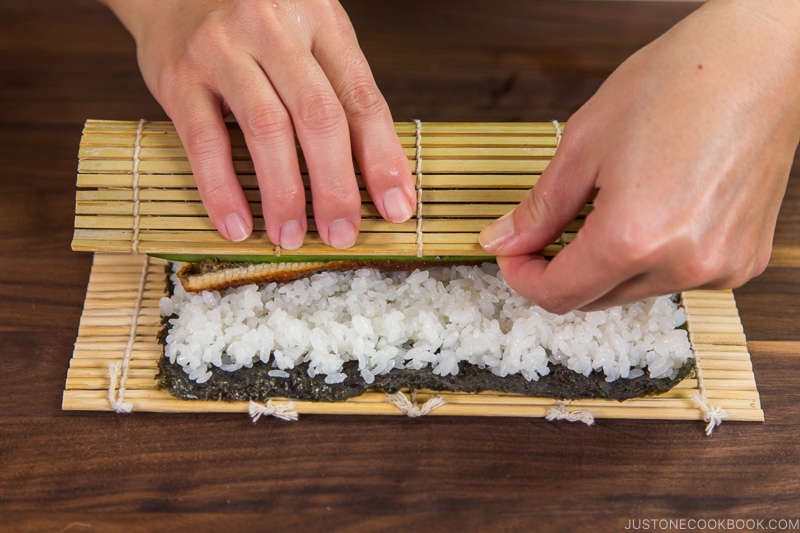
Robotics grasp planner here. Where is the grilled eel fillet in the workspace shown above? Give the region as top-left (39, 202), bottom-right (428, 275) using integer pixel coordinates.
top-left (176, 259), bottom-right (486, 292)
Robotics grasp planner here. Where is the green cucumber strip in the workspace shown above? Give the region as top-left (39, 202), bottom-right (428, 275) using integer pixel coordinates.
top-left (149, 253), bottom-right (495, 264)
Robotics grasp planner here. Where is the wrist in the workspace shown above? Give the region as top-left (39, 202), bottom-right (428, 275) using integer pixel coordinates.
top-left (96, 0), bottom-right (160, 39)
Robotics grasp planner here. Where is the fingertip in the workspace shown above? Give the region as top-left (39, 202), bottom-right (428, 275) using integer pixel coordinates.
top-left (222, 212), bottom-right (253, 242)
top-left (380, 186), bottom-right (415, 223)
top-left (355, 140), bottom-right (416, 225)
top-left (278, 219), bottom-right (306, 250)
top-left (479, 210), bottom-right (515, 253)
top-left (495, 253), bottom-right (548, 297)
top-left (327, 218), bottom-right (359, 249)
top-left (496, 253), bottom-right (573, 314)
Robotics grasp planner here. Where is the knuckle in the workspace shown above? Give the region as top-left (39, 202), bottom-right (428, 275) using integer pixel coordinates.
top-left (317, 178), bottom-right (360, 207)
top-left (182, 121), bottom-right (223, 161)
top-left (600, 224), bottom-right (655, 272)
top-left (243, 103), bottom-right (292, 141)
top-left (150, 70), bottom-right (189, 116)
top-left (310, 179), bottom-right (361, 218)
top-left (198, 177), bottom-right (231, 201)
top-left (222, 0), bottom-right (277, 31)
top-left (293, 90), bottom-right (345, 133)
top-left (724, 274), bottom-right (750, 291)
top-left (313, 0), bottom-right (349, 27)
top-left (229, 0), bottom-right (267, 19)
top-left (751, 251), bottom-right (771, 279)
top-left (318, 0), bottom-right (341, 13)
top-left (143, 36), bottom-right (204, 106)
top-left (723, 250), bottom-right (771, 289)
top-left (187, 14), bottom-right (231, 57)
top-left (185, 2), bottom-right (268, 62)
top-left (558, 112), bottom-right (591, 151)
top-left (682, 253), bottom-right (725, 287)
top-left (522, 187), bottom-right (557, 232)
top-left (341, 78), bottom-right (386, 121)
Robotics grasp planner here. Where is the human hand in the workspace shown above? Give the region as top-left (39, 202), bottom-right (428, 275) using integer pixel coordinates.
top-left (479, 0), bottom-right (800, 313)
top-left (100, 0), bottom-right (415, 249)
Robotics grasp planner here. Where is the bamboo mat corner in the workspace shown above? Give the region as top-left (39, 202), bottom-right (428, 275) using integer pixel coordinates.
top-left (63, 253), bottom-right (764, 424)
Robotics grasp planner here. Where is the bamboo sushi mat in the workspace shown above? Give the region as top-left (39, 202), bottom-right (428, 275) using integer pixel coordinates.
top-left (63, 253), bottom-right (765, 427)
top-left (72, 119), bottom-right (577, 258)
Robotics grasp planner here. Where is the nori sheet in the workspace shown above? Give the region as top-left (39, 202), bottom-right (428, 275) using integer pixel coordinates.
top-left (156, 263), bottom-right (695, 403)
top-left (156, 354), bottom-right (695, 403)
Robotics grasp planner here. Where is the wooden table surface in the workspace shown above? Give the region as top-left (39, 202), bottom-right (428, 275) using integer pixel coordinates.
top-left (1, 1), bottom-right (798, 531)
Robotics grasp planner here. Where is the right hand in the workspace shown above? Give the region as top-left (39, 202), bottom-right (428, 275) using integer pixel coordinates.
top-left (479, 0), bottom-right (800, 313)
top-left (102, 0), bottom-right (416, 249)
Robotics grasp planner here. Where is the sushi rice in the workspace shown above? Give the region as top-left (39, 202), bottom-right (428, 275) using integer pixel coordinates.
top-left (159, 263), bottom-right (693, 387)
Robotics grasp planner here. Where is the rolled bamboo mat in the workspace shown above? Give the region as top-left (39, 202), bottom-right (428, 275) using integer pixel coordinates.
top-left (72, 119), bottom-right (576, 258)
top-left (63, 253), bottom-right (764, 427)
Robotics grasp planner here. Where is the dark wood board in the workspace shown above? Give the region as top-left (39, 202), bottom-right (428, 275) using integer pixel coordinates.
top-left (1, 1), bottom-right (797, 531)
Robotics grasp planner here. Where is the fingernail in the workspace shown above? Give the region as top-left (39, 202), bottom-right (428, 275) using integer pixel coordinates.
top-left (478, 210), bottom-right (515, 252)
top-left (224, 213), bottom-right (250, 242)
top-left (328, 218), bottom-right (358, 249)
top-left (279, 220), bottom-right (304, 250)
top-left (382, 187), bottom-right (414, 223)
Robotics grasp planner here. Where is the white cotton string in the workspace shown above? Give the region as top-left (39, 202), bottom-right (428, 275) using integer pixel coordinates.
top-left (107, 362), bottom-right (128, 412)
top-left (248, 399), bottom-right (299, 422)
top-left (691, 351), bottom-right (728, 435)
top-left (691, 356), bottom-right (728, 437)
top-left (545, 401), bottom-right (595, 426)
top-left (413, 119), bottom-right (424, 258)
top-left (551, 120), bottom-right (566, 249)
top-left (385, 390), bottom-right (446, 418)
top-left (691, 393), bottom-right (728, 436)
top-left (131, 118), bottom-right (145, 255)
top-left (551, 119), bottom-right (562, 148)
top-left (107, 255), bottom-right (149, 413)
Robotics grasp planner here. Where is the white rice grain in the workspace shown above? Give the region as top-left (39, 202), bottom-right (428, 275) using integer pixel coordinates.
top-left (162, 264), bottom-right (693, 386)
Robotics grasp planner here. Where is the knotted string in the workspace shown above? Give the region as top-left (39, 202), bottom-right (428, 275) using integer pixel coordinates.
top-left (692, 384), bottom-right (728, 437)
top-left (545, 401), bottom-right (595, 426)
top-left (692, 392), bottom-right (728, 436)
top-left (691, 335), bottom-right (728, 435)
top-left (248, 399), bottom-right (299, 422)
top-left (385, 390), bottom-right (445, 417)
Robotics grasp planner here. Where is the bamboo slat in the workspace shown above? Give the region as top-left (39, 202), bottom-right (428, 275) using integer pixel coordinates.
top-left (72, 119), bottom-right (576, 258)
top-left (63, 253), bottom-right (764, 426)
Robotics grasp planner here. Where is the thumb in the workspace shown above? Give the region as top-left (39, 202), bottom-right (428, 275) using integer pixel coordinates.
top-left (478, 132), bottom-right (595, 256)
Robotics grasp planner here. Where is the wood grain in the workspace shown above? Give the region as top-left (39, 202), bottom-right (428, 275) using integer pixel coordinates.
top-left (1, 1), bottom-right (798, 531)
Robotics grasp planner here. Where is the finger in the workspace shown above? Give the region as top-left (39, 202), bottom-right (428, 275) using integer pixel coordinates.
top-left (217, 60), bottom-right (308, 250)
top-left (479, 125), bottom-right (595, 256)
top-left (312, 9), bottom-right (415, 224)
top-left (255, 41), bottom-right (361, 249)
top-left (497, 217), bottom-right (640, 314)
top-left (170, 88), bottom-right (253, 242)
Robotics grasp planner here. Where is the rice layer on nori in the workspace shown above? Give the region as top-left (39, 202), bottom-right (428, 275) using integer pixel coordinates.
top-left (156, 262), bottom-right (695, 402)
